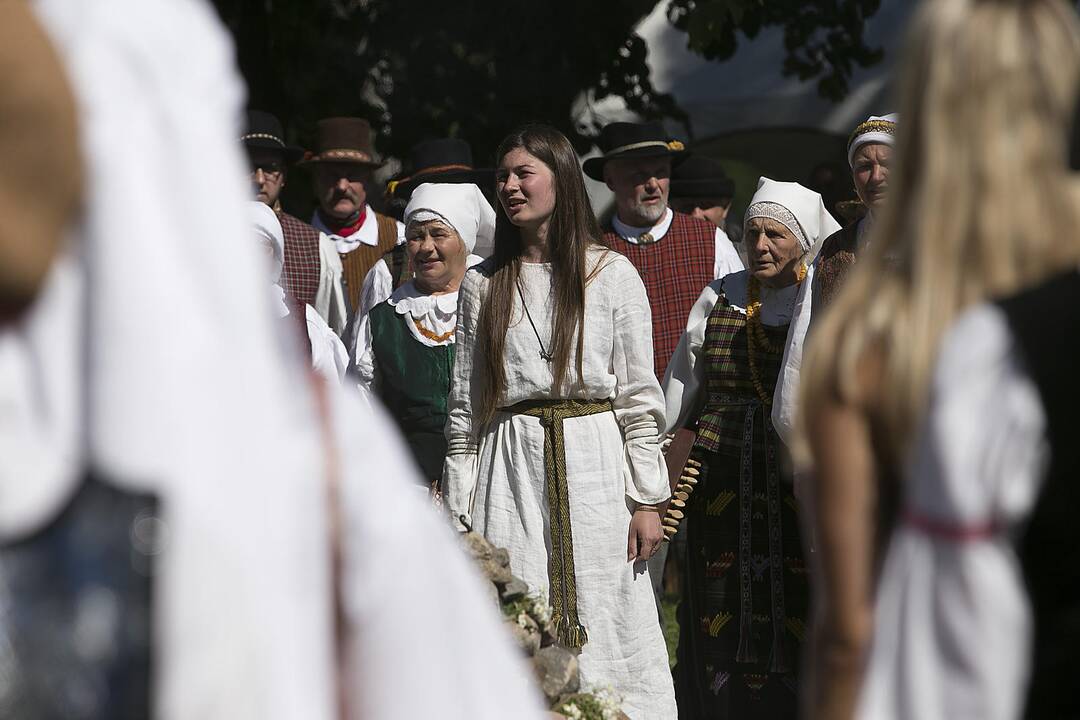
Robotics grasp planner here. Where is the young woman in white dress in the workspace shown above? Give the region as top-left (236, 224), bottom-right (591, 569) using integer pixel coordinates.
top-left (443, 124), bottom-right (677, 719)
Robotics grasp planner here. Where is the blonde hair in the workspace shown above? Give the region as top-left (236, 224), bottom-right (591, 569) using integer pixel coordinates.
top-left (801, 0), bottom-right (1080, 467)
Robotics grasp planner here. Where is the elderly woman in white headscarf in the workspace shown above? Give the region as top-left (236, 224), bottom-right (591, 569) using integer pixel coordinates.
top-left (353, 182), bottom-right (495, 490)
top-left (662, 177), bottom-right (840, 720)
top-left (251, 201), bottom-right (349, 384)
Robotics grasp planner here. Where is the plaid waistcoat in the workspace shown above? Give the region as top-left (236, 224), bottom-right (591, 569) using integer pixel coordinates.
top-left (277, 211), bottom-right (321, 308)
top-left (695, 298), bottom-right (787, 454)
top-left (602, 211), bottom-right (715, 380)
top-left (340, 213), bottom-right (399, 316)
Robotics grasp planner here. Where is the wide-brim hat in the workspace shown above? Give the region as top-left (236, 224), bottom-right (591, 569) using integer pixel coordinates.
top-left (389, 138), bottom-right (492, 199)
top-left (669, 153), bottom-right (735, 199)
top-left (299, 117), bottom-right (385, 168)
top-left (583, 121), bottom-right (687, 181)
top-left (241, 110), bottom-right (305, 164)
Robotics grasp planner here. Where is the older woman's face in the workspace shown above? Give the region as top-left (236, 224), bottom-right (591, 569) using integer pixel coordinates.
top-left (406, 219), bottom-right (468, 294)
top-left (851, 143), bottom-right (892, 211)
top-left (744, 217), bottom-right (804, 287)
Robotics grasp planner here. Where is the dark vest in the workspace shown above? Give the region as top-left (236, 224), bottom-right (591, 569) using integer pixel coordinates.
top-left (811, 221), bottom-right (860, 320)
top-left (997, 270), bottom-right (1080, 719)
top-left (339, 213), bottom-right (399, 317)
top-left (602, 211), bottom-right (715, 381)
top-left (369, 301), bottom-right (455, 485)
top-left (276, 211), bottom-right (322, 308)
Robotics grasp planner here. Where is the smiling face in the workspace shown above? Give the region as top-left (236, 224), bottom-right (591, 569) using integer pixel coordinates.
top-left (851, 142), bottom-right (892, 212)
top-left (406, 218), bottom-right (468, 294)
top-left (495, 147), bottom-right (557, 230)
top-left (603, 156), bottom-right (671, 227)
top-left (312, 162), bottom-right (372, 221)
top-left (744, 216), bottom-right (805, 287)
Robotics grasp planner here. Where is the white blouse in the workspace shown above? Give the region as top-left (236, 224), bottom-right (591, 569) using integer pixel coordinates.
top-left (353, 280), bottom-right (459, 392)
top-left (857, 304), bottom-right (1047, 720)
top-left (662, 270), bottom-right (801, 433)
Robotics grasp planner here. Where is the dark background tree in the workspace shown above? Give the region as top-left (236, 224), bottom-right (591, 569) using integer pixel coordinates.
top-left (212, 0), bottom-right (883, 165)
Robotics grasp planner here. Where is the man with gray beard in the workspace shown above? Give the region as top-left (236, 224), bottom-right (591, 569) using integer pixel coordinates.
top-left (587, 122), bottom-right (743, 382)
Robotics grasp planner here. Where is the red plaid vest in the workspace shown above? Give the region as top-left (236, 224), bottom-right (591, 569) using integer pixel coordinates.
top-left (276, 211), bottom-right (321, 308)
top-left (602, 211), bottom-right (715, 380)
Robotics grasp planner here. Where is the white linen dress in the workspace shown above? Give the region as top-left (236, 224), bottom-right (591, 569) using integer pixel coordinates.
top-left (856, 304), bottom-right (1047, 720)
top-left (444, 248), bottom-right (678, 720)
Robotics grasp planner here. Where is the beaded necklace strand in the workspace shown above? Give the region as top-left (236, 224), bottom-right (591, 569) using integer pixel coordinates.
top-left (745, 262), bottom-right (807, 405)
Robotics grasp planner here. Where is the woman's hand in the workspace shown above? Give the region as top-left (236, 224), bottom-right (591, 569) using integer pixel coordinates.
top-left (627, 507), bottom-right (664, 562)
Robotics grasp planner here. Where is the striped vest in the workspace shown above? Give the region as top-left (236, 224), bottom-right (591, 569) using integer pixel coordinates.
top-left (602, 211), bottom-right (715, 380)
top-left (339, 213), bottom-right (400, 316)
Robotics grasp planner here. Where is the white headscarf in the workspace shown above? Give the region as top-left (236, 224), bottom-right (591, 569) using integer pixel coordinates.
top-left (744, 177), bottom-right (840, 260)
top-left (404, 182), bottom-right (496, 257)
top-left (847, 113), bottom-right (898, 168)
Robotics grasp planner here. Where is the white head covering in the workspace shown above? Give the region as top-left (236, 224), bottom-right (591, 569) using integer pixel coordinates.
top-left (847, 113), bottom-right (898, 168)
top-left (743, 177), bottom-right (840, 259)
top-left (404, 182), bottom-right (496, 257)
top-left (250, 201), bottom-right (285, 282)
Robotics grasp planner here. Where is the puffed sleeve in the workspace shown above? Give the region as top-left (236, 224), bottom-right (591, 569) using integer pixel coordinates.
top-left (442, 269), bottom-right (484, 529)
top-left (606, 256), bottom-right (671, 506)
top-left (662, 279), bottom-right (721, 434)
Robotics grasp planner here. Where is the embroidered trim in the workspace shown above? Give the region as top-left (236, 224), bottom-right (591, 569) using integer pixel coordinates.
top-left (241, 132), bottom-right (286, 147)
top-left (744, 202), bottom-right (808, 251)
top-left (847, 119), bottom-right (897, 149)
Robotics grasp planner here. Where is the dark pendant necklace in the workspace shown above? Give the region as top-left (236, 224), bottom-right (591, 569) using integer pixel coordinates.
top-left (516, 278), bottom-right (553, 362)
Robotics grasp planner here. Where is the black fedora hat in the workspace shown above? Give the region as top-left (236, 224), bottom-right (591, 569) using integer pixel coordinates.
top-left (241, 110), bottom-right (304, 164)
top-left (388, 138), bottom-right (493, 199)
top-left (582, 121), bottom-right (687, 181)
top-left (669, 154), bottom-right (735, 200)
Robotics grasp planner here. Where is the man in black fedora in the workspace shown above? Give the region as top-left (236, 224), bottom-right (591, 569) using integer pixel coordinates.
top-left (303, 117), bottom-right (404, 328)
top-left (243, 110), bottom-right (345, 331)
top-left (668, 153), bottom-right (744, 264)
top-left (350, 138), bottom-right (496, 328)
top-left (587, 122), bottom-right (743, 383)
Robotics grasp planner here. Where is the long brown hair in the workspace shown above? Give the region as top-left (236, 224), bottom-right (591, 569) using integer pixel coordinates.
top-left (474, 124), bottom-right (603, 423)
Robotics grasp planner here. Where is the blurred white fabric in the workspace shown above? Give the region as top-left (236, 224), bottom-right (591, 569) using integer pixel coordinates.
top-left (857, 304), bottom-right (1047, 720)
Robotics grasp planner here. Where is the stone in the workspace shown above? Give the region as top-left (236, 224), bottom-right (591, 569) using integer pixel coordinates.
top-left (492, 546), bottom-right (511, 569)
top-left (533, 645), bottom-right (580, 702)
top-left (500, 576), bottom-right (529, 603)
top-left (479, 556), bottom-right (513, 585)
top-left (461, 531), bottom-right (494, 562)
top-left (507, 613), bottom-right (542, 655)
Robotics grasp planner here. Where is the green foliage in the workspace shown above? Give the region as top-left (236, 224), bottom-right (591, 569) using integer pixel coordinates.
top-left (210, 0), bottom-right (882, 162)
top-left (667, 0), bottom-right (884, 100)
top-left (211, 0), bottom-right (685, 162)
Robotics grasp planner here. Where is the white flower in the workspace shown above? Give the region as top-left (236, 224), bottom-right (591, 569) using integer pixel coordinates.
top-left (528, 590), bottom-right (552, 625)
top-left (561, 703), bottom-right (583, 720)
top-left (516, 611), bottom-right (531, 630)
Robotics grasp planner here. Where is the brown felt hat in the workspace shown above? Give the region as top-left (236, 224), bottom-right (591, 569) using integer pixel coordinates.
top-left (299, 117), bottom-right (385, 168)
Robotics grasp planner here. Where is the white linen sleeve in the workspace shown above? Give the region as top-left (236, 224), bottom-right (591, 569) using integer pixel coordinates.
top-left (608, 257), bottom-right (671, 506)
top-left (663, 280), bottom-right (720, 434)
top-left (315, 231), bottom-right (348, 336)
top-left (771, 261), bottom-right (814, 448)
top-left (347, 261), bottom-right (393, 360)
top-left (443, 270), bottom-right (483, 530)
top-left (713, 226), bottom-right (744, 279)
top-left (351, 309), bottom-right (377, 393)
top-left (334, 389), bottom-right (547, 720)
top-left (305, 305), bottom-right (348, 385)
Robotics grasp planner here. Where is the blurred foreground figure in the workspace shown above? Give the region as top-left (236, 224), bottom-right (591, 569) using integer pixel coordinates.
top-left (0, 1), bottom-right (544, 718)
top-left (798, 0), bottom-right (1080, 718)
